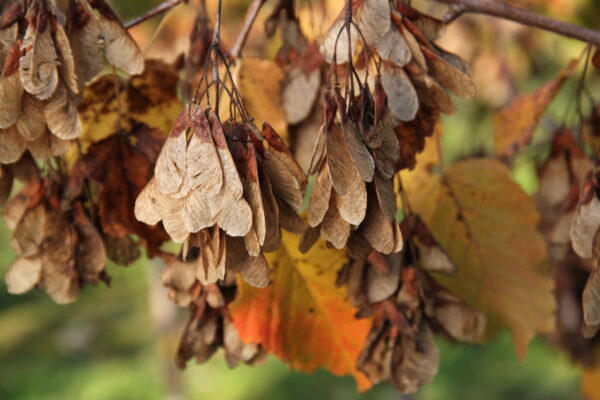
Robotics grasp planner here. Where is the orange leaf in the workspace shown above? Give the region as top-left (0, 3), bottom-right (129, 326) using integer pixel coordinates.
top-left (230, 231), bottom-right (372, 391)
top-left (582, 348), bottom-right (600, 400)
top-left (494, 60), bottom-right (577, 157)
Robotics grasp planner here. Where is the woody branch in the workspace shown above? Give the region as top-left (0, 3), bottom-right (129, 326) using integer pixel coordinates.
top-left (125, 0), bottom-right (187, 29)
top-left (435, 0), bottom-right (600, 48)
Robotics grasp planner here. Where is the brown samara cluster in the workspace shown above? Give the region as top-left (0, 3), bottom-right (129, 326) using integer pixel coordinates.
top-left (135, 105), bottom-right (307, 288)
top-left (338, 215), bottom-right (485, 393)
top-left (165, 271), bottom-right (267, 368)
top-left (0, 0), bottom-right (142, 163)
top-left (3, 158), bottom-right (106, 304)
top-left (303, 0), bottom-right (474, 256)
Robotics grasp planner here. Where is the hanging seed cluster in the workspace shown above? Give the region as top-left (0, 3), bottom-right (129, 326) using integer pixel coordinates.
top-left (0, 0), bottom-right (142, 164)
top-left (170, 275), bottom-right (267, 368)
top-left (4, 171), bottom-right (106, 304)
top-left (135, 105), bottom-right (307, 288)
top-left (339, 216), bottom-right (484, 392)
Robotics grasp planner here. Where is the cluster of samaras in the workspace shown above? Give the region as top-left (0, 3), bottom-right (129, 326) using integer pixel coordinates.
top-left (2, 160), bottom-right (106, 304)
top-left (135, 105), bottom-right (306, 288)
top-left (1, 0), bottom-right (142, 301)
top-left (303, 0), bottom-right (474, 256)
top-left (0, 0), bottom-right (142, 163)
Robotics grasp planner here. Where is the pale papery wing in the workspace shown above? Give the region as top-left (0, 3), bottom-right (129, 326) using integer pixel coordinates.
top-left (308, 161), bottom-right (333, 228)
top-left (0, 125), bottom-right (26, 164)
top-left (186, 108), bottom-right (223, 196)
top-left (0, 42), bottom-right (24, 129)
top-left (19, 6), bottom-right (59, 100)
top-left (16, 93), bottom-right (46, 141)
top-left (336, 174), bottom-right (367, 226)
top-left (155, 112), bottom-right (188, 196)
top-left (5, 256), bottom-right (42, 295)
top-left (381, 63), bottom-right (418, 122)
top-left (327, 123), bottom-right (359, 195)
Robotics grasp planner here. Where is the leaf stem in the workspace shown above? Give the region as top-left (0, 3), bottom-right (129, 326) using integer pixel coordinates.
top-left (124, 0), bottom-right (187, 30)
top-left (435, 0), bottom-right (600, 47)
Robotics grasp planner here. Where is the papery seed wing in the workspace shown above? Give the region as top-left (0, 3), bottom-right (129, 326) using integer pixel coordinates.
top-left (343, 123), bottom-right (375, 182)
top-left (327, 123), bottom-right (359, 195)
top-left (422, 47), bottom-right (475, 99)
top-left (19, 4), bottom-right (59, 100)
top-left (0, 126), bottom-right (26, 164)
top-left (16, 94), bottom-right (46, 141)
top-left (5, 256), bottom-right (42, 295)
top-left (67, 0), bottom-right (104, 84)
top-left (308, 161), bottom-right (333, 227)
top-left (262, 122), bottom-right (307, 212)
top-left (375, 27), bottom-right (411, 68)
top-left (336, 174), bottom-right (367, 226)
top-left (187, 107), bottom-right (222, 196)
top-left (356, 0), bottom-right (391, 45)
top-left (155, 112), bottom-right (188, 196)
top-left (44, 84), bottom-right (81, 139)
top-left (319, 18), bottom-right (358, 64)
top-left (381, 63), bottom-right (418, 122)
top-left (0, 41), bottom-right (23, 129)
top-left (89, 0), bottom-right (144, 75)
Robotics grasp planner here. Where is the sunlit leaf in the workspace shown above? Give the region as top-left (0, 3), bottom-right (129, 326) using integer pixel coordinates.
top-left (230, 231), bottom-right (373, 391)
top-left (403, 158), bottom-right (555, 358)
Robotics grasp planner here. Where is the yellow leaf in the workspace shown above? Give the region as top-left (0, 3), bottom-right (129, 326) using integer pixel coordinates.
top-left (230, 231), bottom-right (372, 391)
top-left (403, 158), bottom-right (555, 358)
top-left (398, 120), bottom-right (442, 219)
top-left (237, 57), bottom-right (288, 140)
top-left (494, 60), bottom-right (577, 157)
top-left (77, 59), bottom-right (182, 152)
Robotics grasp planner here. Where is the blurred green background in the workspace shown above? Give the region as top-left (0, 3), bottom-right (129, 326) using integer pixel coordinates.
top-left (2, 0), bottom-right (600, 399)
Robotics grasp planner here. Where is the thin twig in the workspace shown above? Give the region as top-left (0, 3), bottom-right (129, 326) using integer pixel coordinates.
top-left (124, 0), bottom-right (187, 30)
top-left (229, 0), bottom-right (267, 59)
top-left (212, 0), bottom-right (223, 115)
top-left (435, 0), bottom-right (600, 48)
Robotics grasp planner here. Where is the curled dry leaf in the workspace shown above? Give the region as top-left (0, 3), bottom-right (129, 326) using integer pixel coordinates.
top-left (66, 123), bottom-right (169, 262)
top-left (495, 60), bottom-right (578, 158)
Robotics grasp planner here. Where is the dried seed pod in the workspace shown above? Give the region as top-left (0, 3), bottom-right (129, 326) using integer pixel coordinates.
top-left (305, 117), bottom-right (402, 254)
top-left (4, 179), bottom-right (108, 304)
top-left (136, 106), bottom-right (306, 287)
top-left (0, 0), bottom-right (144, 164)
top-left (318, 0), bottom-right (475, 120)
top-left (336, 216), bottom-right (484, 393)
top-left (176, 282), bottom-right (267, 369)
